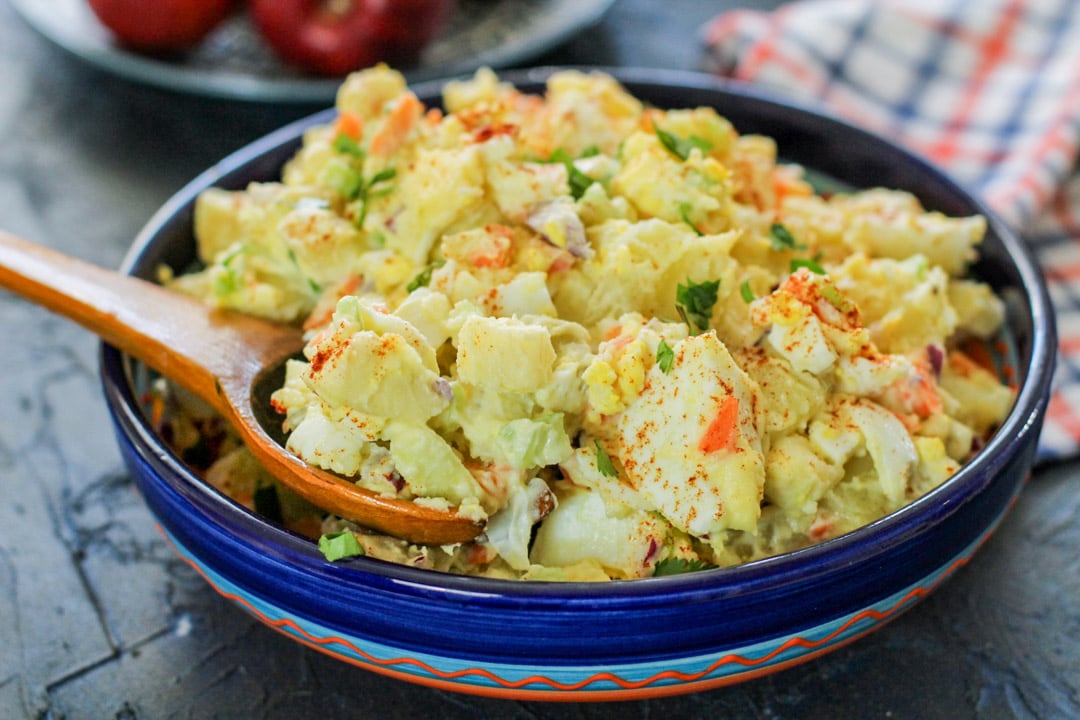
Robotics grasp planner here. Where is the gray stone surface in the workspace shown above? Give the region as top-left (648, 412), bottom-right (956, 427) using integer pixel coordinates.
top-left (0, 0), bottom-right (1077, 717)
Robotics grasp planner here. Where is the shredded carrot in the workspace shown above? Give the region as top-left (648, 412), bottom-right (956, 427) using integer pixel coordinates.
top-left (699, 395), bottom-right (739, 454)
top-left (334, 111), bottom-right (363, 141)
top-left (771, 166), bottom-right (813, 208)
top-left (949, 349), bottom-right (991, 379)
top-left (467, 236), bottom-right (511, 268)
top-left (808, 515), bottom-right (834, 541)
top-left (425, 107), bottom-right (444, 125)
top-left (370, 93), bottom-right (422, 156)
top-left (909, 358), bottom-right (943, 417)
top-left (466, 543), bottom-right (498, 566)
top-left (148, 393), bottom-right (166, 429)
top-left (469, 247), bottom-right (510, 268)
top-left (910, 386), bottom-right (942, 417)
top-left (604, 334), bottom-right (634, 353)
top-left (546, 251), bottom-right (575, 275)
top-left (637, 108), bottom-right (664, 132)
top-left (958, 338), bottom-right (996, 374)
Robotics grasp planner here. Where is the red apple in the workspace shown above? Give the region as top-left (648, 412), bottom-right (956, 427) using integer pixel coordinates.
top-left (248, 0), bottom-right (457, 77)
top-left (86, 0), bottom-right (236, 52)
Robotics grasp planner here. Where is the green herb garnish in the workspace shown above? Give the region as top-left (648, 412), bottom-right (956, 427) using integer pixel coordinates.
top-left (653, 557), bottom-right (716, 576)
top-left (220, 245), bottom-right (244, 267)
top-left (406, 263), bottom-right (439, 292)
top-left (567, 167), bottom-right (595, 200)
top-left (543, 147), bottom-right (597, 200)
top-left (739, 280), bottom-right (755, 303)
top-left (324, 162), bottom-right (364, 199)
top-left (678, 203), bottom-right (704, 236)
top-left (790, 257), bottom-right (827, 275)
top-left (656, 339), bottom-right (675, 374)
top-left (332, 133), bottom-right (365, 158)
top-left (323, 137), bottom-right (398, 228)
top-left (676, 277), bottom-right (721, 333)
top-left (594, 440), bottom-right (618, 477)
top-left (348, 166), bottom-right (397, 228)
top-left (285, 248), bottom-right (322, 294)
top-left (318, 531), bottom-right (365, 562)
top-left (368, 167), bottom-right (397, 186)
top-left (653, 121), bottom-right (713, 161)
top-left (768, 222), bottom-right (806, 251)
top-left (214, 251), bottom-right (244, 295)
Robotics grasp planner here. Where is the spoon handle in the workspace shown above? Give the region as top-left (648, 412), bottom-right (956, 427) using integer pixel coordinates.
top-left (0, 231), bottom-right (300, 417)
top-left (0, 231), bottom-right (485, 545)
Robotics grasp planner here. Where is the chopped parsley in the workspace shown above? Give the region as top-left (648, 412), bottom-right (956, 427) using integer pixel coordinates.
top-left (653, 557), bottom-right (716, 576)
top-left (790, 257), bottom-right (827, 275)
top-left (220, 245), bottom-right (244, 266)
top-left (594, 440), bottom-right (618, 477)
top-left (324, 162), bottom-right (365, 199)
top-left (406, 261), bottom-right (443, 292)
top-left (567, 166), bottom-right (595, 201)
top-left (318, 531), bottom-right (365, 562)
top-left (214, 267), bottom-right (241, 295)
top-left (739, 279), bottom-right (755, 303)
top-left (350, 166), bottom-right (397, 228)
top-left (287, 248), bottom-right (322, 294)
top-left (332, 133), bottom-right (365, 158)
top-left (324, 137), bottom-right (398, 227)
top-left (653, 121), bottom-right (713, 161)
top-left (543, 147), bottom-right (598, 200)
top-left (675, 277), bottom-right (721, 333)
top-left (768, 222), bottom-right (806, 251)
top-left (678, 203), bottom-right (704, 236)
top-left (368, 167), bottom-right (397, 187)
top-left (656, 339), bottom-right (675, 373)
top-left (213, 247), bottom-right (245, 295)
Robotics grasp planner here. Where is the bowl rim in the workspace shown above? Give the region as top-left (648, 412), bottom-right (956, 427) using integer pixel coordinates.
top-left (104, 66), bottom-right (1057, 605)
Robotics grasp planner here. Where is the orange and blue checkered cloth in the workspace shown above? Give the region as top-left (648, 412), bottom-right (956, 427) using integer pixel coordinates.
top-left (703, 0), bottom-right (1080, 462)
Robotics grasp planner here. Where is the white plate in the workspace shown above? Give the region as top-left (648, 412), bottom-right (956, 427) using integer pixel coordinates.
top-left (12, 0), bottom-right (615, 103)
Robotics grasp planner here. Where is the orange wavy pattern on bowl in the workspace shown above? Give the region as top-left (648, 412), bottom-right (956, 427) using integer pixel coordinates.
top-left (157, 520), bottom-right (1002, 701)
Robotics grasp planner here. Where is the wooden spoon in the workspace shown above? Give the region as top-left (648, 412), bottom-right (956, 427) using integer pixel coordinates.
top-left (0, 231), bottom-right (484, 545)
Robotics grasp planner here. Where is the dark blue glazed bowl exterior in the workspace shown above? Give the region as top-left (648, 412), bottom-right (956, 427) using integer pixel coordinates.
top-left (100, 68), bottom-right (1055, 700)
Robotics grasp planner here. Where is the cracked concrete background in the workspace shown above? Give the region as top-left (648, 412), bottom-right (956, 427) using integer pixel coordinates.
top-left (0, 0), bottom-right (1077, 718)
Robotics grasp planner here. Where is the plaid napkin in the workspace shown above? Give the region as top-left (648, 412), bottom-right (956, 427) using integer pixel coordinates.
top-left (703, 0), bottom-right (1080, 462)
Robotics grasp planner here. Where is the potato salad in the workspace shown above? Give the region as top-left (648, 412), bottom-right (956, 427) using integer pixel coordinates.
top-left (161, 66), bottom-right (1015, 581)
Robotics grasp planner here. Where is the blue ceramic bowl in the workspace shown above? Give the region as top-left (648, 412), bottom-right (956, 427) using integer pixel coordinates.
top-left (100, 68), bottom-right (1055, 700)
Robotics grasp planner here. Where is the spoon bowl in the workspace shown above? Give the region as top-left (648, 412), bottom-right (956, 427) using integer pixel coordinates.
top-left (0, 230), bottom-right (484, 545)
